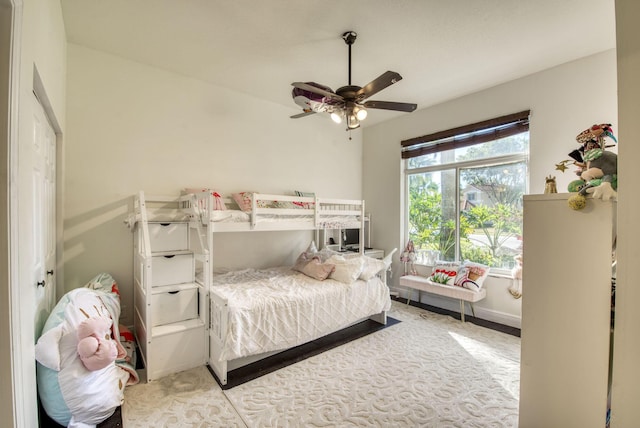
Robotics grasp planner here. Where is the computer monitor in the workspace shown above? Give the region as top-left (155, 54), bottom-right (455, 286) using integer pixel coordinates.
top-left (343, 228), bottom-right (360, 248)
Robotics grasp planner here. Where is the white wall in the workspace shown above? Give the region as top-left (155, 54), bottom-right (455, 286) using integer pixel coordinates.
top-left (611, 0), bottom-right (640, 424)
top-left (64, 44), bottom-right (365, 325)
top-left (0, 3), bottom-right (14, 425)
top-left (363, 49), bottom-right (618, 327)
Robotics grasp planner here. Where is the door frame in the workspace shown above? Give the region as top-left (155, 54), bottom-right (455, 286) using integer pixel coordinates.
top-left (2, 0), bottom-right (23, 426)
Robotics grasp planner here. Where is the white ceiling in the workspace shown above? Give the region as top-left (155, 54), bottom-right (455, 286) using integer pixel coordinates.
top-left (60, 0), bottom-right (616, 127)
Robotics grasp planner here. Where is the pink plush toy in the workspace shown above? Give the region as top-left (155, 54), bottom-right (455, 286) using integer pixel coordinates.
top-left (76, 317), bottom-right (118, 371)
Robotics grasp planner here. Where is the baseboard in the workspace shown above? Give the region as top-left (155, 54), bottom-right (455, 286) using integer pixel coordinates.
top-left (391, 296), bottom-right (520, 337)
top-left (393, 286), bottom-right (521, 330)
top-left (473, 306), bottom-right (521, 329)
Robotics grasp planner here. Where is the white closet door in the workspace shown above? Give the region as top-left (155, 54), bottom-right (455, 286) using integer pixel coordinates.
top-left (14, 92), bottom-right (58, 428)
top-left (43, 98), bottom-right (56, 312)
top-left (29, 92), bottom-right (56, 334)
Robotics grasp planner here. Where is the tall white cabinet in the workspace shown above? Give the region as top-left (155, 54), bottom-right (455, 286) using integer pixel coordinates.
top-left (519, 194), bottom-right (615, 427)
top-left (132, 192), bottom-right (208, 382)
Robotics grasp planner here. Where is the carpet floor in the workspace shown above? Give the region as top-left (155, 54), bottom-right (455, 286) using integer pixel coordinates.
top-left (122, 301), bottom-right (520, 427)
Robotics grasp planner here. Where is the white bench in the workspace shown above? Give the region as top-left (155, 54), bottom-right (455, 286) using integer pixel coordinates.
top-left (399, 275), bottom-right (487, 322)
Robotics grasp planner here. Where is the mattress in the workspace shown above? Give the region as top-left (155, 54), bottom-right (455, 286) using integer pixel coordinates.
top-left (211, 266), bottom-right (391, 360)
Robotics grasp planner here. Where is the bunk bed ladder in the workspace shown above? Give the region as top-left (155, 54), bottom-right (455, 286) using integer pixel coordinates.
top-left (133, 191), bottom-right (153, 373)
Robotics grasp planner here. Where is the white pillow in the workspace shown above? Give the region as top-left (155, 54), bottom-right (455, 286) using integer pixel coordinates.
top-left (327, 254), bottom-right (365, 284)
top-left (306, 240), bottom-right (318, 253)
top-left (456, 261), bottom-right (490, 292)
top-left (429, 262), bottom-right (461, 286)
top-left (361, 248), bottom-right (397, 280)
top-left (359, 256), bottom-right (387, 280)
top-left (316, 247), bottom-right (339, 262)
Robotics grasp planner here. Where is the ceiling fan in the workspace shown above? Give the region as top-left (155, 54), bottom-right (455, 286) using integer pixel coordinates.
top-left (290, 31), bottom-right (417, 130)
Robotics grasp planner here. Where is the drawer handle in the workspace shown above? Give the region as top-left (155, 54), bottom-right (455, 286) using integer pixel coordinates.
top-left (168, 290), bottom-right (180, 294)
top-left (160, 223), bottom-right (171, 226)
top-left (163, 255), bottom-right (175, 259)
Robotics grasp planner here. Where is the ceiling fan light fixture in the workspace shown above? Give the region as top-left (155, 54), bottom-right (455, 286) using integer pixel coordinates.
top-left (290, 30), bottom-right (417, 131)
top-left (346, 112), bottom-right (360, 129)
top-left (355, 106), bottom-right (368, 121)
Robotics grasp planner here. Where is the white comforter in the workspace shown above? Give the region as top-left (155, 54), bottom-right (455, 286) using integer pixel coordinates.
top-left (211, 266), bottom-right (391, 361)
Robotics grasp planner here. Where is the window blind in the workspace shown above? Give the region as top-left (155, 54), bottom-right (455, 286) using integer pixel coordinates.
top-left (401, 110), bottom-right (530, 159)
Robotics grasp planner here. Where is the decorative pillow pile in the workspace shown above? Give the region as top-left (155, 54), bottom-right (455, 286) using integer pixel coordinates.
top-left (455, 261), bottom-right (490, 292)
top-left (428, 262), bottom-right (461, 285)
top-left (326, 254), bottom-right (365, 284)
top-left (316, 247), bottom-right (395, 281)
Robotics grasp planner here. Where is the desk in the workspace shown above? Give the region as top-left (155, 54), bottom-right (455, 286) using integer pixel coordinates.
top-left (363, 248), bottom-right (384, 259)
top-left (332, 247), bottom-right (384, 259)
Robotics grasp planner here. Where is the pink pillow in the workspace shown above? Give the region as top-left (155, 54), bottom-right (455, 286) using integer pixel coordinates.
top-left (301, 258), bottom-right (336, 281)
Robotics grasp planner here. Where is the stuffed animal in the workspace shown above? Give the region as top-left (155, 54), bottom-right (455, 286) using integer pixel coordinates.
top-left (35, 274), bottom-right (137, 428)
top-left (575, 124), bottom-right (617, 193)
top-left (509, 254), bottom-right (523, 299)
top-left (544, 175), bottom-right (558, 194)
top-left (579, 149), bottom-right (617, 182)
top-left (400, 240), bottom-right (417, 275)
top-left (77, 317), bottom-right (119, 371)
top-left (557, 124), bottom-right (618, 210)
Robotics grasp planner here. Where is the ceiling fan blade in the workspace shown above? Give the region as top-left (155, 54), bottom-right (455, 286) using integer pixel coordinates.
top-left (290, 111), bottom-right (317, 119)
top-left (355, 71), bottom-right (403, 100)
top-left (363, 100), bottom-right (417, 112)
top-left (291, 82), bottom-right (344, 101)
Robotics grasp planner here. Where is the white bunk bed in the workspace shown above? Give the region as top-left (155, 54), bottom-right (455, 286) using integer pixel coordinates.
top-left (131, 192), bottom-right (210, 382)
top-left (181, 191), bottom-right (366, 232)
top-left (178, 190), bottom-right (392, 386)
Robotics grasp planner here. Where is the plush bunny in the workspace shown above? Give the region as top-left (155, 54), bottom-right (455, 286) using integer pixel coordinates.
top-left (509, 254), bottom-right (523, 299)
top-left (76, 317), bottom-right (118, 371)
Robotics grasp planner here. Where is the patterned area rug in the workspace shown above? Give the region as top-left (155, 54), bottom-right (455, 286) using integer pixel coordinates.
top-left (122, 301), bottom-right (520, 427)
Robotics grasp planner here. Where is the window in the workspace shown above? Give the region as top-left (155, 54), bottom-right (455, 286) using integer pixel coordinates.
top-left (402, 111), bottom-right (529, 272)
